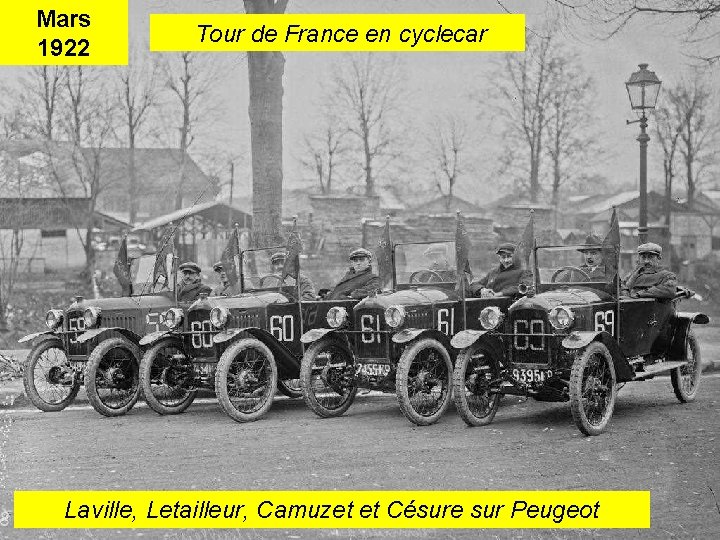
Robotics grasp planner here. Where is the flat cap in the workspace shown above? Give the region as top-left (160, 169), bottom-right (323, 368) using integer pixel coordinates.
top-left (349, 247), bottom-right (373, 260)
top-left (423, 244), bottom-right (447, 257)
top-left (637, 242), bottom-right (662, 257)
top-left (578, 234), bottom-right (603, 253)
top-left (212, 261), bottom-right (223, 271)
top-left (270, 252), bottom-right (286, 264)
top-left (495, 242), bottom-right (516, 255)
top-left (179, 261), bottom-right (201, 273)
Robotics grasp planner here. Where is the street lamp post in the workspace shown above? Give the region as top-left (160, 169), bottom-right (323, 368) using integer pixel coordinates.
top-left (625, 63), bottom-right (662, 245)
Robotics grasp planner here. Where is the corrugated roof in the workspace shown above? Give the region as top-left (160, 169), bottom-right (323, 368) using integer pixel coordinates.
top-left (133, 201), bottom-right (251, 232)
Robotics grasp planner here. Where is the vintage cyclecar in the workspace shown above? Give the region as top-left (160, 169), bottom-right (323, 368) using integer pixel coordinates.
top-left (300, 240), bottom-right (516, 426)
top-left (139, 245), bottom-right (357, 422)
top-left (451, 238), bottom-right (708, 435)
top-left (19, 252), bottom-right (176, 416)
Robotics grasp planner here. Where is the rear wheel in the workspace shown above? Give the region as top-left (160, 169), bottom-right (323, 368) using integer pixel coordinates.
top-left (570, 342), bottom-right (617, 436)
top-left (671, 331), bottom-right (701, 403)
top-left (23, 339), bottom-right (80, 412)
top-left (396, 339), bottom-right (453, 426)
top-left (277, 378), bottom-right (302, 399)
top-left (452, 343), bottom-right (501, 427)
top-left (84, 337), bottom-right (141, 417)
top-left (300, 338), bottom-right (357, 418)
top-left (215, 339), bottom-right (277, 422)
top-left (140, 340), bottom-right (198, 415)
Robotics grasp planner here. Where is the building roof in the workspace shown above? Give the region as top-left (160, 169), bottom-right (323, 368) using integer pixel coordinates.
top-left (410, 193), bottom-right (484, 215)
top-left (132, 201), bottom-right (251, 232)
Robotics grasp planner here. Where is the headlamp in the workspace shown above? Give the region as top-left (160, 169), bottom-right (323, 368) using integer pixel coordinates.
top-left (384, 305), bottom-right (406, 329)
top-left (479, 306), bottom-right (504, 330)
top-left (549, 306), bottom-right (575, 330)
top-left (45, 309), bottom-right (64, 330)
top-left (210, 306), bottom-right (229, 329)
top-left (83, 307), bottom-right (101, 328)
top-left (164, 308), bottom-right (184, 330)
top-left (326, 306), bottom-right (348, 328)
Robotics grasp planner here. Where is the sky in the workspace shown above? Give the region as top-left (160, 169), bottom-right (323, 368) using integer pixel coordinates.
top-left (1, 0), bottom-right (718, 205)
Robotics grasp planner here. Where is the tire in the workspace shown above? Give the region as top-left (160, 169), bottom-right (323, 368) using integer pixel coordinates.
top-left (671, 330), bottom-right (701, 403)
top-left (215, 338), bottom-right (277, 423)
top-left (300, 338), bottom-right (357, 418)
top-left (23, 339), bottom-right (80, 412)
top-left (570, 342), bottom-right (617, 436)
top-left (140, 340), bottom-right (198, 415)
top-left (452, 343), bottom-right (501, 427)
top-left (396, 338), bottom-right (453, 426)
top-left (84, 337), bottom-right (141, 417)
top-left (277, 378), bottom-right (303, 399)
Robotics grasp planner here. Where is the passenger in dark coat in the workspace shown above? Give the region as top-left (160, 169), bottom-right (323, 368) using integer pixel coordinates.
top-left (470, 243), bottom-right (530, 298)
top-left (211, 261), bottom-right (240, 297)
top-left (270, 252), bottom-right (317, 301)
top-left (577, 234), bottom-right (609, 280)
top-left (621, 243), bottom-right (678, 299)
top-left (177, 262), bottom-right (212, 302)
top-left (327, 248), bottom-right (381, 300)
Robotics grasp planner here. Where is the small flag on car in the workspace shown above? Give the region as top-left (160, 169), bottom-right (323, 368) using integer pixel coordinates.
top-left (375, 216), bottom-right (393, 290)
top-left (516, 210), bottom-right (535, 268)
top-left (113, 236), bottom-right (132, 296)
top-left (603, 207), bottom-right (620, 279)
top-left (455, 211), bottom-right (472, 290)
top-left (220, 227), bottom-right (240, 288)
top-left (281, 219), bottom-right (302, 284)
top-left (152, 226), bottom-right (175, 289)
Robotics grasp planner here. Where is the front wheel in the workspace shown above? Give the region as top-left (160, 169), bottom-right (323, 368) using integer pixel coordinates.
top-left (140, 340), bottom-right (198, 415)
top-left (84, 337), bottom-right (141, 417)
top-left (300, 338), bottom-right (357, 418)
top-left (215, 339), bottom-right (277, 423)
top-left (671, 331), bottom-right (701, 403)
top-left (569, 342), bottom-right (617, 436)
top-left (396, 339), bottom-right (453, 426)
top-left (23, 339), bottom-right (80, 412)
top-left (452, 343), bottom-right (501, 427)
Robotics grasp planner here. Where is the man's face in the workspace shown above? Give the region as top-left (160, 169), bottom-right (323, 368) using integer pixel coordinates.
top-left (583, 249), bottom-right (603, 267)
top-left (216, 269), bottom-right (228, 284)
top-left (350, 256), bottom-right (371, 273)
top-left (181, 270), bottom-right (199, 285)
top-left (638, 252), bottom-right (660, 270)
top-left (428, 252), bottom-right (448, 269)
top-left (271, 261), bottom-right (284, 274)
top-left (497, 251), bottom-right (514, 269)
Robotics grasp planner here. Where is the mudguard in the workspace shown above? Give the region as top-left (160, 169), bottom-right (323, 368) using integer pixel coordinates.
top-left (450, 329), bottom-right (490, 349)
top-left (213, 329), bottom-right (244, 344)
top-left (76, 327), bottom-right (141, 344)
top-left (669, 312), bottom-right (710, 361)
top-left (300, 327), bottom-right (337, 344)
top-left (18, 331), bottom-right (56, 344)
top-left (139, 330), bottom-right (175, 347)
top-left (562, 330), bottom-right (634, 382)
top-left (392, 328), bottom-right (426, 344)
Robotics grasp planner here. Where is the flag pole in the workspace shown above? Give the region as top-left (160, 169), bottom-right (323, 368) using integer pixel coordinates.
top-left (235, 222), bottom-right (243, 294)
top-left (457, 210), bottom-right (467, 331)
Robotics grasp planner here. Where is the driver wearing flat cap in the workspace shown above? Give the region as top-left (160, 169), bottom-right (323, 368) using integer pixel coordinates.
top-left (269, 251), bottom-right (317, 301)
top-left (470, 242), bottom-right (531, 298)
top-left (327, 247), bottom-right (381, 300)
top-left (621, 242), bottom-right (677, 299)
top-left (177, 261), bottom-right (212, 302)
top-left (211, 261), bottom-right (239, 297)
top-left (578, 234), bottom-right (607, 280)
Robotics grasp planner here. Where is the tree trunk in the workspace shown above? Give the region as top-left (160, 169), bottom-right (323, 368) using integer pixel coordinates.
top-left (363, 125), bottom-right (373, 196)
top-left (248, 51), bottom-right (285, 247)
top-left (686, 155), bottom-right (695, 210)
top-left (128, 145), bottom-right (137, 223)
top-left (529, 144), bottom-right (540, 203)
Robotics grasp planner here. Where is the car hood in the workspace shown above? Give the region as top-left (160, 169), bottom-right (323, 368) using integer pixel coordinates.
top-left (356, 288), bottom-right (456, 310)
top-left (510, 288), bottom-right (612, 314)
top-left (197, 291), bottom-right (290, 311)
top-left (66, 295), bottom-right (175, 313)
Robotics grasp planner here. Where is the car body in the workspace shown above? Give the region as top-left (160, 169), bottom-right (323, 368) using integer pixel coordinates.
top-left (19, 253), bottom-right (177, 416)
top-left (450, 242), bottom-right (709, 435)
top-left (138, 245), bottom-right (358, 422)
top-left (300, 241), bottom-right (516, 426)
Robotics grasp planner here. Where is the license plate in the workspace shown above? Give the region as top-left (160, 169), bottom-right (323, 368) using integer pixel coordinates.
top-left (69, 361), bottom-right (86, 373)
top-left (512, 368), bottom-right (553, 384)
top-left (358, 363), bottom-right (391, 378)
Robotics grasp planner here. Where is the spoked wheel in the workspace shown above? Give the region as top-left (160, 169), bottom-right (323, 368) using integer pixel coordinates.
top-left (452, 343), bottom-right (501, 427)
top-left (84, 337), bottom-right (142, 417)
top-left (215, 338), bottom-right (277, 422)
top-left (396, 339), bottom-right (453, 426)
top-left (277, 378), bottom-right (303, 399)
top-left (570, 342), bottom-right (617, 436)
top-left (671, 330), bottom-right (702, 403)
top-left (140, 340), bottom-right (198, 415)
top-left (23, 339), bottom-right (80, 412)
top-left (300, 338), bottom-right (357, 418)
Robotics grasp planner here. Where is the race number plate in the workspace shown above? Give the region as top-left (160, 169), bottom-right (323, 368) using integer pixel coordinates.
top-left (69, 361), bottom-right (86, 373)
top-left (358, 363), bottom-right (391, 378)
top-left (512, 368), bottom-right (553, 384)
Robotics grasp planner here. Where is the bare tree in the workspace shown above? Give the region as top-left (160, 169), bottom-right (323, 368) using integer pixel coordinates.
top-left (116, 51), bottom-right (158, 223)
top-left (244, 0), bottom-right (289, 247)
top-left (301, 121), bottom-right (347, 195)
top-left (428, 113), bottom-right (468, 204)
top-left (15, 67), bottom-right (65, 140)
top-left (326, 53), bottom-right (405, 197)
top-left (654, 104), bottom-right (683, 250)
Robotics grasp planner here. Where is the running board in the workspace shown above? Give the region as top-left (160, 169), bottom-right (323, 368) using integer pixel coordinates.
top-left (632, 361), bottom-right (687, 381)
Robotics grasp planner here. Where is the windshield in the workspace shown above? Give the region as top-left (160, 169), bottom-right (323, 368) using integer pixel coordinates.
top-left (131, 253), bottom-right (175, 296)
top-left (536, 245), bottom-right (617, 286)
top-left (395, 241), bottom-right (457, 285)
top-left (241, 246), bottom-right (288, 292)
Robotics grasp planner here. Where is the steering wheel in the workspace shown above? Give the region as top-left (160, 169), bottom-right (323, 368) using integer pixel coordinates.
top-left (258, 274), bottom-right (283, 287)
top-left (409, 270), bottom-right (445, 284)
top-left (551, 266), bottom-right (591, 283)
